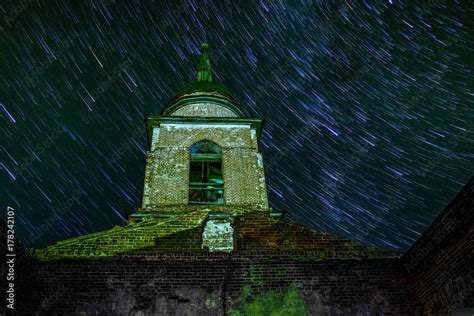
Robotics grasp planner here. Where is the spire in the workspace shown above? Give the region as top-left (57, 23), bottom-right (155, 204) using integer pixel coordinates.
top-left (196, 43), bottom-right (212, 82)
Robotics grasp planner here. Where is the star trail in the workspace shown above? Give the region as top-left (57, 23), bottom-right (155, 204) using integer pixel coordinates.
top-left (0, 0), bottom-right (472, 250)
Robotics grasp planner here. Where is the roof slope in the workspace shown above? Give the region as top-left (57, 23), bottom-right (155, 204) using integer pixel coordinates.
top-left (30, 208), bottom-right (399, 261)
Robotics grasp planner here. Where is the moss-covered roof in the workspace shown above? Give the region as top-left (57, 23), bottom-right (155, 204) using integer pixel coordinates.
top-left (30, 208), bottom-right (400, 261)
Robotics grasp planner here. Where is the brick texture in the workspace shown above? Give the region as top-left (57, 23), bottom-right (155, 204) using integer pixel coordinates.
top-left (142, 124), bottom-right (268, 210)
top-left (19, 255), bottom-right (413, 315)
top-left (403, 177), bottom-right (474, 315)
top-left (3, 180), bottom-right (472, 315)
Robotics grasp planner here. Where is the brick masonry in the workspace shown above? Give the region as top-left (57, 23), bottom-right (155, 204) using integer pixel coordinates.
top-left (20, 255), bottom-right (413, 315)
top-left (403, 177), bottom-right (474, 315)
top-left (4, 45), bottom-right (472, 315)
top-left (0, 177), bottom-right (468, 315)
top-left (142, 123), bottom-right (269, 210)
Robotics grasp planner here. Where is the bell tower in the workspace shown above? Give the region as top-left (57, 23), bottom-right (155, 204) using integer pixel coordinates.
top-left (138, 43), bottom-right (269, 218)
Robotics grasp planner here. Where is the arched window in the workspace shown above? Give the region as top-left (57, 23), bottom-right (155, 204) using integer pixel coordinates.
top-left (189, 140), bottom-right (224, 204)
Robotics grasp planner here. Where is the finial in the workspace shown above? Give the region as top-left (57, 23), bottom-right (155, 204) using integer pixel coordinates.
top-left (196, 43), bottom-right (212, 82)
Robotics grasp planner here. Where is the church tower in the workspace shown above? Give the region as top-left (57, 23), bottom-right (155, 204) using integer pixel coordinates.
top-left (31, 43), bottom-right (399, 259)
top-left (138, 43), bottom-right (270, 218)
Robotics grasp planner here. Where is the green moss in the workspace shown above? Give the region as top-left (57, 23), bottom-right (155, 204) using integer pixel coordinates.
top-left (249, 265), bottom-right (264, 288)
top-left (231, 265), bottom-right (308, 315)
top-left (30, 210), bottom-right (211, 260)
top-left (205, 298), bottom-right (217, 308)
top-left (241, 285), bottom-right (252, 301)
top-left (230, 283), bottom-right (309, 316)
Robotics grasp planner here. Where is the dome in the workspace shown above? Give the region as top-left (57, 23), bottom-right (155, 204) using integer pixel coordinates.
top-left (161, 43), bottom-right (245, 118)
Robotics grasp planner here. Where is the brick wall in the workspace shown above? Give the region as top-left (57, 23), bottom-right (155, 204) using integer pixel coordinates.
top-left (5, 179), bottom-right (472, 314)
top-left (403, 177), bottom-right (474, 315)
top-left (142, 123), bottom-right (268, 210)
top-left (20, 254), bottom-right (413, 315)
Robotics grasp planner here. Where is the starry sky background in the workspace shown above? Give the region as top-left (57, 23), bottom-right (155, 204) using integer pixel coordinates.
top-left (0, 0), bottom-right (472, 250)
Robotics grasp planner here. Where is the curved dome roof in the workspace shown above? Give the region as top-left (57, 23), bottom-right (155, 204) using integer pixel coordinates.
top-left (161, 43), bottom-right (245, 118)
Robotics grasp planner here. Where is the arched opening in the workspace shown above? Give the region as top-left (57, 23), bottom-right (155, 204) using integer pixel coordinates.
top-left (188, 140), bottom-right (224, 204)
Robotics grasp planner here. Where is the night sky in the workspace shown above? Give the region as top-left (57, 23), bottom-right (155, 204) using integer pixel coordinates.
top-left (1, 0), bottom-right (473, 250)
